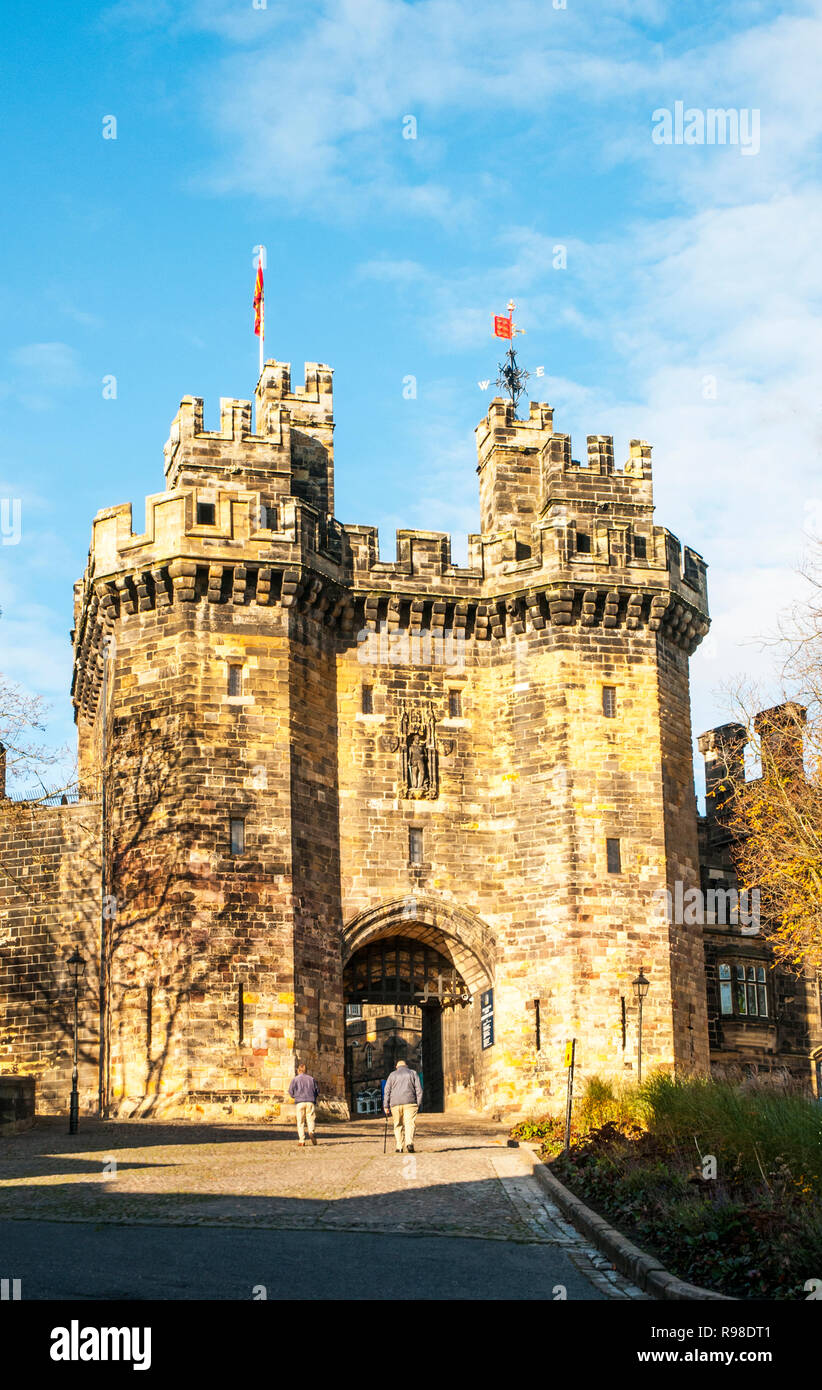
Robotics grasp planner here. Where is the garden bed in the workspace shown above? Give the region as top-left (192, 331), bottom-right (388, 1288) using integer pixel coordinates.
top-left (512, 1074), bottom-right (822, 1300)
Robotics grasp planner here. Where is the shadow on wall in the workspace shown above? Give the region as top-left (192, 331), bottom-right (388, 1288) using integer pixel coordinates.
top-left (0, 708), bottom-right (262, 1117)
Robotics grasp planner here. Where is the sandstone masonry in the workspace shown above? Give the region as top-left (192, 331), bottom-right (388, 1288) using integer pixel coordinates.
top-left (2, 361), bottom-right (715, 1118)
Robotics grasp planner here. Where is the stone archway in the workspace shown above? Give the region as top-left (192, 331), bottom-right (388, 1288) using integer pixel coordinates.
top-left (341, 896), bottom-right (496, 1114)
top-left (342, 895), bottom-right (495, 993)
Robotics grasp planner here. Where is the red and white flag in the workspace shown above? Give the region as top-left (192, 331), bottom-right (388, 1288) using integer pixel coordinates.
top-left (493, 313), bottom-right (512, 339)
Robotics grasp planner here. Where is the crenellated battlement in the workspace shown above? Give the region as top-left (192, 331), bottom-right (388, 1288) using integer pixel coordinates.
top-left (163, 360), bottom-right (335, 513)
top-left (475, 398), bottom-right (657, 545)
top-left (72, 368), bottom-right (710, 733)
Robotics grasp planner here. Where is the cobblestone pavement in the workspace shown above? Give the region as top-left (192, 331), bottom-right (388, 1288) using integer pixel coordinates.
top-left (0, 1115), bottom-right (647, 1299)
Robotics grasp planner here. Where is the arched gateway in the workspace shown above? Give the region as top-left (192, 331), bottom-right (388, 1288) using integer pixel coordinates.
top-left (341, 897), bottom-right (495, 1115)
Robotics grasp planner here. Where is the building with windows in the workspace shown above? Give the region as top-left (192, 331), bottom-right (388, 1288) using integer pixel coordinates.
top-left (697, 718), bottom-right (822, 1089)
top-left (4, 355), bottom-right (814, 1121)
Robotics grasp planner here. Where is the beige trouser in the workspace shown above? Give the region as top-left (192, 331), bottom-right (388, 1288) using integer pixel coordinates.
top-left (296, 1102), bottom-right (316, 1141)
top-left (392, 1104), bottom-right (418, 1150)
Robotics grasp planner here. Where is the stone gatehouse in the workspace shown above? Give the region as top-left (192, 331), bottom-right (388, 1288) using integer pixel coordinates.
top-left (1, 358), bottom-right (718, 1119)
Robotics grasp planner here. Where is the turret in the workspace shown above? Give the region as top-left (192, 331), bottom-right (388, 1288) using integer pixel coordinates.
top-left (163, 360), bottom-right (335, 514)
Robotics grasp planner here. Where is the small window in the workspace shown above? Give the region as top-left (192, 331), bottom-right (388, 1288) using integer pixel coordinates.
top-left (197, 501), bottom-right (216, 526)
top-left (718, 963), bottom-right (733, 1015)
top-left (361, 685), bottom-right (373, 714)
top-left (346, 1003), bottom-right (362, 1019)
top-left (634, 535), bottom-right (647, 560)
top-left (409, 827), bottom-right (423, 865)
top-left (606, 838), bottom-right (621, 874)
top-left (228, 664), bottom-right (243, 697)
top-left (365, 1043), bottom-right (374, 1069)
top-left (576, 531), bottom-right (592, 554)
top-left (735, 963), bottom-right (747, 1015)
top-left (602, 686), bottom-right (616, 718)
top-left (230, 817), bottom-right (245, 856)
top-left (757, 965), bottom-right (768, 1017)
top-left (260, 502), bottom-right (275, 530)
top-left (448, 689), bottom-right (462, 718)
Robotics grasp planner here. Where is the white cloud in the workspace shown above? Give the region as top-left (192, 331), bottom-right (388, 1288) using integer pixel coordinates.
top-left (2, 343), bottom-right (86, 409)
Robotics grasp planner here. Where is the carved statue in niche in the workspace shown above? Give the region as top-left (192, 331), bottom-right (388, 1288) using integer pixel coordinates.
top-left (379, 700), bottom-right (455, 799)
top-left (400, 702), bottom-right (438, 800)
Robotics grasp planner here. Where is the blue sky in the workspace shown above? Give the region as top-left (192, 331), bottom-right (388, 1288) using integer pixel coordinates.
top-left (2, 0), bottom-right (822, 794)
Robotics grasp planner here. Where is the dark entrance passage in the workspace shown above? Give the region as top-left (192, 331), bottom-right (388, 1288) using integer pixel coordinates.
top-left (343, 935), bottom-right (469, 1115)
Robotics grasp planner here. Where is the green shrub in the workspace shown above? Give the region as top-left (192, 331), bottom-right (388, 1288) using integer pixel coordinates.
top-left (519, 1071), bottom-right (822, 1299)
top-left (640, 1072), bottom-right (822, 1191)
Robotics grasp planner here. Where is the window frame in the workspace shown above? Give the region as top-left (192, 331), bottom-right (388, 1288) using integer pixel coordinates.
top-left (230, 817), bottom-right (246, 856)
top-left (718, 960), bottom-right (769, 1019)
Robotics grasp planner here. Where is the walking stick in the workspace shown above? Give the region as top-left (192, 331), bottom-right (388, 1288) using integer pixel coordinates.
top-left (383, 1108), bottom-right (388, 1154)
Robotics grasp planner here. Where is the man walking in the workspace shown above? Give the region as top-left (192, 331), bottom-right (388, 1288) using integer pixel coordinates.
top-left (383, 1058), bottom-right (422, 1154)
top-left (288, 1063), bottom-right (319, 1146)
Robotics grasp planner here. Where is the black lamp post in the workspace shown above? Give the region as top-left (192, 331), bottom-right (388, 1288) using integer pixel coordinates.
top-left (67, 947), bottom-right (86, 1134)
top-left (632, 965), bottom-right (650, 1083)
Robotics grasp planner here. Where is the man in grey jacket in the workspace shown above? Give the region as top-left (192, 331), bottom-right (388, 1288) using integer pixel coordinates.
top-left (288, 1063), bottom-right (319, 1146)
top-left (383, 1059), bottom-right (423, 1153)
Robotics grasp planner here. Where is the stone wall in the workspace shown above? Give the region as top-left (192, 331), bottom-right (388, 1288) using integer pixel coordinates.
top-left (0, 1074), bottom-right (36, 1133)
top-left (0, 800), bottom-right (100, 1113)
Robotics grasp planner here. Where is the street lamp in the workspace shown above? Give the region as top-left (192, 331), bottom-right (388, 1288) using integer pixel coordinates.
top-left (67, 947), bottom-right (86, 1134)
top-left (632, 965), bottom-right (650, 1083)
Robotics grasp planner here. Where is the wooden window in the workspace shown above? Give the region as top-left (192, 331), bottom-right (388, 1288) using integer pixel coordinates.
top-left (448, 689), bottom-right (462, 718)
top-left (409, 827), bottom-right (423, 865)
top-left (719, 961), bottom-right (768, 1017)
top-left (196, 501), bottom-right (216, 525)
top-left (606, 838), bottom-right (621, 874)
top-left (230, 817), bottom-right (245, 856)
top-left (228, 664), bottom-right (243, 697)
top-left (602, 686), bottom-right (616, 718)
top-left (361, 685), bottom-right (373, 714)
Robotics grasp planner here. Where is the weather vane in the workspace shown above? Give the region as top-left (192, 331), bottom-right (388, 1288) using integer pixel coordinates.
top-left (493, 299), bottom-right (529, 414)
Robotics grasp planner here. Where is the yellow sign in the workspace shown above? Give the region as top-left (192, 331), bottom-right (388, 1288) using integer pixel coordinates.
top-left (564, 1040), bottom-right (574, 1067)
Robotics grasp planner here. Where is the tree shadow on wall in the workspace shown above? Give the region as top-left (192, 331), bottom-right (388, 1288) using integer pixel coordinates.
top-left (0, 705), bottom-right (257, 1117)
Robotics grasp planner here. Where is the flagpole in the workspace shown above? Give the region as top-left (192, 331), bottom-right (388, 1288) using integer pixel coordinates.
top-left (259, 264), bottom-right (264, 379)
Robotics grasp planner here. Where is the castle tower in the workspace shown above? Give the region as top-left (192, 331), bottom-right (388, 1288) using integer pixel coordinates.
top-left (67, 371), bottom-right (711, 1119)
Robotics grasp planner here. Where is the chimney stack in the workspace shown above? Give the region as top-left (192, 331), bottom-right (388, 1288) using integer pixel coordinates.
top-left (697, 722), bottom-right (746, 818)
top-left (754, 702), bottom-right (807, 780)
